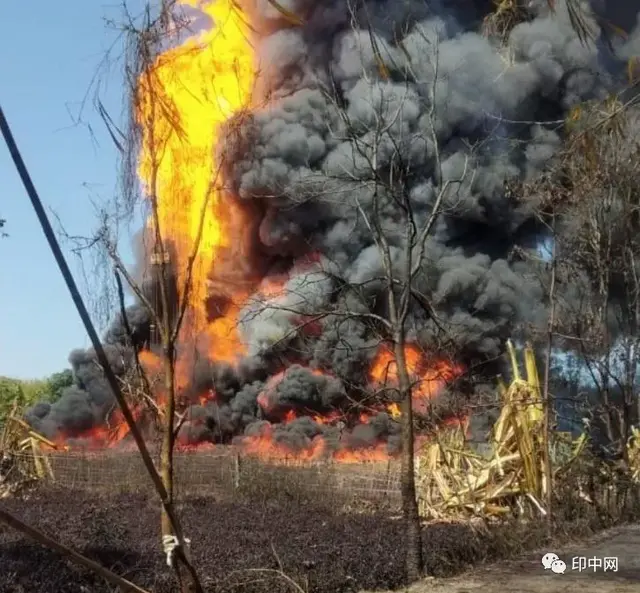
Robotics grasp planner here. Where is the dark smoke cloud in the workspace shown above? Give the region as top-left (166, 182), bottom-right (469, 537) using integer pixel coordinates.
top-left (27, 1), bottom-right (640, 453)
top-left (345, 412), bottom-right (401, 452)
top-left (103, 305), bottom-right (151, 346)
top-left (237, 411), bottom-right (401, 454)
top-left (26, 340), bottom-right (135, 439)
top-left (257, 365), bottom-right (347, 416)
top-left (220, 0), bottom-right (622, 369)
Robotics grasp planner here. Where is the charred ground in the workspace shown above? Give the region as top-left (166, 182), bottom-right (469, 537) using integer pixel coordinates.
top-left (0, 485), bottom-right (555, 593)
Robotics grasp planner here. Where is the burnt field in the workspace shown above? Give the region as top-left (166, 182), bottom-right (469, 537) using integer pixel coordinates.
top-left (0, 484), bottom-right (546, 593)
top-left (3, 450), bottom-right (634, 593)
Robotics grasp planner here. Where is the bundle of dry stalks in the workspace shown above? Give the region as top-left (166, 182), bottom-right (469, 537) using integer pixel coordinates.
top-left (482, 0), bottom-right (531, 40)
top-left (416, 341), bottom-right (587, 519)
top-left (627, 427), bottom-right (640, 483)
top-left (0, 401), bottom-right (57, 497)
top-left (482, 1), bottom-right (595, 45)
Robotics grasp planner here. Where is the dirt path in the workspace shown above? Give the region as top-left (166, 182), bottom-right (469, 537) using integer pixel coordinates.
top-left (384, 524), bottom-right (640, 593)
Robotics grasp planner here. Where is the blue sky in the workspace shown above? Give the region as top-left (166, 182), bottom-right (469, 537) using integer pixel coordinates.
top-left (0, 1), bottom-right (146, 379)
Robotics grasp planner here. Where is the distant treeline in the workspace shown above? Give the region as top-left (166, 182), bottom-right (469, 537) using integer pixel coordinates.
top-left (0, 370), bottom-right (73, 423)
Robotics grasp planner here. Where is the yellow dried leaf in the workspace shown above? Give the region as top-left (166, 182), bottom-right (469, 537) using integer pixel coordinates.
top-left (568, 105), bottom-right (582, 122)
top-left (265, 0), bottom-right (304, 26)
top-left (506, 340), bottom-right (521, 382)
top-left (377, 59), bottom-right (390, 80)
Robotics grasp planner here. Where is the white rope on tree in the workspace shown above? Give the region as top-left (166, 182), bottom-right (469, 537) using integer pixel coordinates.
top-left (162, 534), bottom-right (191, 568)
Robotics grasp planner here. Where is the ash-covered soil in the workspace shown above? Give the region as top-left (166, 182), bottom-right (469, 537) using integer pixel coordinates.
top-left (1, 487), bottom-right (518, 593)
top-left (383, 524), bottom-right (640, 593)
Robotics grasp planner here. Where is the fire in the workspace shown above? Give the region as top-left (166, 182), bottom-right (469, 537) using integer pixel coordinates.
top-left (199, 389), bottom-right (217, 406)
top-left (333, 444), bottom-right (392, 464)
top-left (278, 408), bottom-right (342, 426)
top-left (240, 429), bottom-right (328, 461)
top-left (237, 429), bottom-right (394, 464)
top-left (78, 0), bottom-right (257, 450)
top-left (258, 275), bottom-right (289, 299)
top-left (43, 405), bottom-right (144, 452)
top-left (136, 0), bottom-right (254, 357)
top-left (387, 403), bottom-right (401, 418)
top-left (39, 3), bottom-right (470, 464)
top-left (139, 349), bottom-right (163, 376)
top-left (312, 411), bottom-right (341, 425)
top-left (370, 344), bottom-right (464, 414)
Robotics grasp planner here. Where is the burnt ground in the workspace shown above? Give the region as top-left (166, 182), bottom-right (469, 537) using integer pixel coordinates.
top-left (387, 523), bottom-right (640, 593)
top-left (0, 486), bottom-right (638, 593)
top-left (0, 486), bottom-right (550, 593)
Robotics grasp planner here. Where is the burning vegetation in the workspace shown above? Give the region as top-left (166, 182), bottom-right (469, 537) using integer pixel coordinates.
top-left (22, 0), bottom-right (640, 468)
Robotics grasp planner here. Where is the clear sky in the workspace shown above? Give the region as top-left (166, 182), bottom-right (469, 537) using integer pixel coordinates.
top-left (0, 1), bottom-right (145, 379)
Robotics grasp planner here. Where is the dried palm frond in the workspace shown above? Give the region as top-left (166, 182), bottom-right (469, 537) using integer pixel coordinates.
top-left (627, 426), bottom-right (640, 483)
top-left (416, 341), bottom-right (583, 520)
top-left (482, 0), bottom-right (532, 41)
top-left (265, 0), bottom-right (304, 26)
top-left (0, 402), bottom-right (57, 497)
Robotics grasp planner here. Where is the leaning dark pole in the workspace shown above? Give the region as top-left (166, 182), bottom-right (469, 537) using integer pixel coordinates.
top-left (0, 508), bottom-right (151, 593)
top-left (0, 104), bottom-right (203, 593)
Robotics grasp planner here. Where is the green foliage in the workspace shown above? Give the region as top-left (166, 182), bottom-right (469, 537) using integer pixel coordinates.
top-left (0, 369), bottom-right (73, 424)
top-left (44, 369), bottom-right (74, 400)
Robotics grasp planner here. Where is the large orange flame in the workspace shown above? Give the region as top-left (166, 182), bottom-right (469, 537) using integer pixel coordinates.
top-left (44, 3), bottom-right (470, 463)
top-left (136, 0), bottom-right (254, 357)
top-left (51, 1), bottom-right (257, 451)
top-left (370, 344), bottom-right (464, 414)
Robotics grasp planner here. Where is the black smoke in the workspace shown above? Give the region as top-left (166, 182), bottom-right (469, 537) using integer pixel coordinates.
top-left (26, 0), bottom-right (640, 455)
top-left (25, 309), bottom-right (144, 441)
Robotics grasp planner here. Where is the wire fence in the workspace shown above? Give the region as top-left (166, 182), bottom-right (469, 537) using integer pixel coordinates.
top-left (18, 447), bottom-right (404, 507)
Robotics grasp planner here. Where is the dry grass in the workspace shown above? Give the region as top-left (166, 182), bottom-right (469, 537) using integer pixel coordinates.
top-left (482, 0), bottom-right (531, 40)
top-left (0, 401), bottom-right (58, 496)
top-left (416, 342), bottom-right (587, 519)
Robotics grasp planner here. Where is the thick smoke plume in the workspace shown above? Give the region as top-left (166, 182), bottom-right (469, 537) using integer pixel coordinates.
top-left (27, 0), bottom-right (640, 455)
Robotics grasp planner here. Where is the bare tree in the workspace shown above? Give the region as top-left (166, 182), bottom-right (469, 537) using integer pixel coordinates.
top-left (540, 98), bottom-right (640, 460)
top-left (541, 217), bottom-right (557, 532)
top-left (328, 51), bottom-right (469, 583)
top-left (225, 21), bottom-right (472, 578)
top-left (87, 2), bottom-right (245, 590)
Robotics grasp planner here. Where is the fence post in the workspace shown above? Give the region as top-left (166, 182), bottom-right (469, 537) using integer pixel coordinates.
top-left (233, 452), bottom-right (241, 490)
top-left (82, 450), bottom-right (89, 489)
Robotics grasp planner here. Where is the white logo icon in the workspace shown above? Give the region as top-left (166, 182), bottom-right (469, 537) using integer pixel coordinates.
top-left (551, 559), bottom-right (567, 574)
top-left (542, 552), bottom-right (559, 569)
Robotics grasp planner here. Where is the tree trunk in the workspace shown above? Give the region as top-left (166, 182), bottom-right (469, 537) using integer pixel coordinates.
top-left (394, 336), bottom-right (424, 582)
top-left (160, 342), bottom-right (190, 592)
top-left (160, 344), bottom-right (176, 541)
top-left (542, 229), bottom-right (556, 535)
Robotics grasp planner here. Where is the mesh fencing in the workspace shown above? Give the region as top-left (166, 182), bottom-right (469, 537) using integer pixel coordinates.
top-left (16, 448), bottom-right (403, 506)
